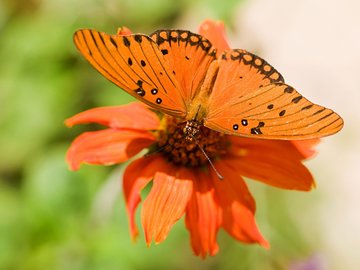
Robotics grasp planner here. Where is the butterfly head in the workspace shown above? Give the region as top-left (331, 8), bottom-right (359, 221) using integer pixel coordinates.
top-left (183, 120), bottom-right (202, 143)
top-left (155, 117), bottom-right (227, 167)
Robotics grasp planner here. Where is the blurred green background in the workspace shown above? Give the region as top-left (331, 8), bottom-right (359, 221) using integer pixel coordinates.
top-left (1, 0), bottom-right (358, 269)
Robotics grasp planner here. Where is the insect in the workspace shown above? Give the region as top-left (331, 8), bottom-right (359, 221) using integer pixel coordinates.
top-left (73, 29), bottom-right (343, 141)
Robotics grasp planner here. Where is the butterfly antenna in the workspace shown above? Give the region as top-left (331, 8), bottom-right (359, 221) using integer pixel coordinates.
top-left (191, 134), bottom-right (224, 180)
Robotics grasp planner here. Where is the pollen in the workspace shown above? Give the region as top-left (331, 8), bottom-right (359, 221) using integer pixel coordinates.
top-left (157, 116), bottom-right (228, 167)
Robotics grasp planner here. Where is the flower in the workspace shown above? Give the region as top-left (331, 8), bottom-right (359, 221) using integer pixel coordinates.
top-left (66, 20), bottom-right (317, 258)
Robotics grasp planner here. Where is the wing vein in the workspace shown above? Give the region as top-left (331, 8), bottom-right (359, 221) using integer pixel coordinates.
top-left (149, 42), bottom-right (177, 91)
top-left (139, 40), bottom-right (168, 93)
top-left (237, 92), bottom-right (286, 118)
top-left (269, 112), bottom-right (335, 133)
top-left (94, 31), bottom-right (137, 85)
top-left (82, 30), bottom-right (129, 89)
top-left (317, 117), bottom-right (342, 132)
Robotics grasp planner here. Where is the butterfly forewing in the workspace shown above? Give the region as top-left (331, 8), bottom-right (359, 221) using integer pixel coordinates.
top-left (207, 49), bottom-right (284, 116)
top-left (73, 29), bottom-right (186, 117)
top-left (205, 83), bottom-right (344, 139)
top-left (150, 30), bottom-right (217, 104)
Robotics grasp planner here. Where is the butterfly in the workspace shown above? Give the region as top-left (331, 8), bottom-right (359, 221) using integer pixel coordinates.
top-left (73, 29), bottom-right (343, 141)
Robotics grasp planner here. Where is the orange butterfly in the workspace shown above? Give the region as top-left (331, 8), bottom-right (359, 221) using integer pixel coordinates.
top-left (73, 29), bottom-right (343, 141)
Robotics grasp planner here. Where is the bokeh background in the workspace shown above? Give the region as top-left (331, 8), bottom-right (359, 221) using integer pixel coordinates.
top-left (1, 0), bottom-right (359, 269)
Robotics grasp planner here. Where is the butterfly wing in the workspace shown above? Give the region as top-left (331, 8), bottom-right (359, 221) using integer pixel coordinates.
top-left (205, 50), bottom-right (343, 139)
top-left (206, 49), bottom-right (284, 106)
top-left (150, 30), bottom-right (217, 104)
top-left (73, 29), bottom-right (186, 117)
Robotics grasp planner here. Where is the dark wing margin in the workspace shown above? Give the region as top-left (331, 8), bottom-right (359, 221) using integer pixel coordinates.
top-left (149, 30), bottom-right (217, 103)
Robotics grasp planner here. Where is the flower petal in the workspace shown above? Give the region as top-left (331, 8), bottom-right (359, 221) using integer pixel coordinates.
top-left (291, 139), bottom-right (320, 159)
top-left (212, 161), bottom-right (269, 248)
top-left (141, 169), bottom-right (193, 245)
top-left (198, 19), bottom-right (230, 53)
top-left (117, 26), bottom-right (132, 35)
top-left (66, 129), bottom-right (155, 170)
top-left (65, 102), bottom-right (160, 130)
top-left (228, 137), bottom-right (315, 191)
top-left (185, 170), bottom-right (221, 258)
top-left (123, 155), bottom-right (172, 240)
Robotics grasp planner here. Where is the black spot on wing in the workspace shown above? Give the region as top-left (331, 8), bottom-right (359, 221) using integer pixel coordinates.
top-left (313, 108), bottom-right (325, 115)
top-left (135, 88), bottom-right (145, 96)
top-left (251, 127), bottom-right (262, 135)
top-left (292, 96), bottom-right (303, 104)
top-left (284, 86), bottom-right (294, 93)
top-left (110, 37), bottom-right (118, 48)
top-left (134, 35), bottom-right (142, 43)
top-left (301, 104), bottom-right (313, 110)
top-left (250, 121), bottom-right (265, 135)
top-left (123, 36), bottom-right (130, 47)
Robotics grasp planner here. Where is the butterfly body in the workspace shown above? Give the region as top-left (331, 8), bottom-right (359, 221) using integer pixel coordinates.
top-left (73, 29), bottom-right (343, 140)
top-left (185, 60), bottom-right (219, 120)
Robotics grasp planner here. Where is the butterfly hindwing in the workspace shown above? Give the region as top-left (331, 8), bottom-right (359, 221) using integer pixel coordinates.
top-left (150, 30), bottom-right (217, 104)
top-left (73, 29), bottom-right (186, 117)
top-left (205, 82), bottom-right (343, 139)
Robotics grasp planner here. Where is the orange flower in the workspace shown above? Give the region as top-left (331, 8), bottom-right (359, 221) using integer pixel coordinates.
top-left (66, 20), bottom-right (317, 258)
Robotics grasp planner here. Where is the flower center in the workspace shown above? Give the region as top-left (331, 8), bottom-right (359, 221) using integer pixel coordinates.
top-left (156, 116), bottom-right (229, 167)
